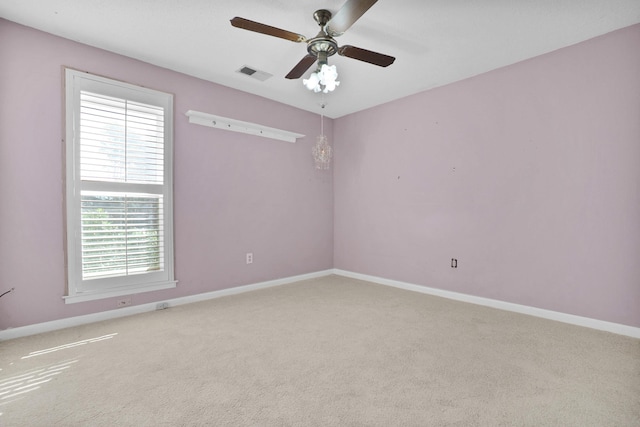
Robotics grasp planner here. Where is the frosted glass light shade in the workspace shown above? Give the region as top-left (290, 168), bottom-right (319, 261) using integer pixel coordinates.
top-left (303, 64), bottom-right (340, 94)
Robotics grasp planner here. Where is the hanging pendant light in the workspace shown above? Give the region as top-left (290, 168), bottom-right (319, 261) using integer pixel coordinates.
top-left (312, 108), bottom-right (332, 170)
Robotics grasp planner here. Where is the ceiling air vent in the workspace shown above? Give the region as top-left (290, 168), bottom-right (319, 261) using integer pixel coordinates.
top-left (236, 65), bottom-right (273, 82)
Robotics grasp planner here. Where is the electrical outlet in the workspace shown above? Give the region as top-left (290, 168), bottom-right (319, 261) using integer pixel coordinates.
top-left (246, 252), bottom-right (253, 264)
top-left (116, 297), bottom-right (132, 308)
top-left (156, 302), bottom-right (169, 310)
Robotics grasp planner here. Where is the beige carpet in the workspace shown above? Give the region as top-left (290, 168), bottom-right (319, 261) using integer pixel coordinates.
top-left (1, 275), bottom-right (638, 426)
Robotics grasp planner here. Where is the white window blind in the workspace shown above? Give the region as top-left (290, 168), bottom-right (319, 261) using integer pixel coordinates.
top-left (65, 69), bottom-right (175, 303)
top-left (80, 191), bottom-right (164, 280)
top-left (79, 92), bottom-right (165, 184)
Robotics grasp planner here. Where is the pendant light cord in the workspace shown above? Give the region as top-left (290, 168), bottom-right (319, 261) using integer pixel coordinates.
top-left (320, 94), bottom-right (326, 137)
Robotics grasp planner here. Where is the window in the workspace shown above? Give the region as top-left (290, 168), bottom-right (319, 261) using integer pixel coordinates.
top-left (64, 69), bottom-right (175, 303)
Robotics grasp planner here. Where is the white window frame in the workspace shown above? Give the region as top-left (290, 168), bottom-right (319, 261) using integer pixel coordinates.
top-left (64, 68), bottom-right (176, 303)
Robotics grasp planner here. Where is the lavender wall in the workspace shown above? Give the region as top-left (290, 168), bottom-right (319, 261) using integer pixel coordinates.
top-left (0, 20), bottom-right (333, 329)
top-left (2, 18), bottom-right (638, 331)
top-left (334, 24), bottom-right (640, 328)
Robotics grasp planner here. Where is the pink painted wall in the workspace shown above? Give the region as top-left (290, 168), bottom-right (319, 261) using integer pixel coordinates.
top-left (334, 24), bottom-right (640, 328)
top-left (2, 18), bottom-right (638, 331)
top-left (0, 19), bottom-right (333, 329)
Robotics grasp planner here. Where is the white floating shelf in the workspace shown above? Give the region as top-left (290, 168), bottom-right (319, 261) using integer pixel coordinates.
top-left (185, 110), bottom-right (305, 143)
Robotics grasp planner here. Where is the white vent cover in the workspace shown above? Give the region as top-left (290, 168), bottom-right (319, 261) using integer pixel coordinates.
top-left (236, 65), bottom-right (273, 82)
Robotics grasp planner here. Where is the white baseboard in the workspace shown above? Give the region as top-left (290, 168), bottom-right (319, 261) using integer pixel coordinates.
top-left (3, 269), bottom-right (638, 341)
top-left (0, 270), bottom-right (334, 341)
top-left (333, 269), bottom-right (640, 339)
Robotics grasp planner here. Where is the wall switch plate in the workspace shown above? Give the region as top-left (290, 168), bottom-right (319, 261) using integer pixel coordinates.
top-left (246, 253), bottom-right (253, 264)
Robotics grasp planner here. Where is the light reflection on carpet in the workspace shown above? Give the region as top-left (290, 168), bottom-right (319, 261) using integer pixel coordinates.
top-left (21, 333), bottom-right (118, 359)
top-left (0, 332), bottom-right (118, 418)
top-left (0, 359), bottom-right (78, 407)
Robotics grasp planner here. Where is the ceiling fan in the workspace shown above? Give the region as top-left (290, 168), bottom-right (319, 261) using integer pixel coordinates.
top-left (230, 0), bottom-right (395, 80)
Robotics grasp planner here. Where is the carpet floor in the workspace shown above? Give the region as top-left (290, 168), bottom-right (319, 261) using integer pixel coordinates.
top-left (1, 275), bottom-right (639, 426)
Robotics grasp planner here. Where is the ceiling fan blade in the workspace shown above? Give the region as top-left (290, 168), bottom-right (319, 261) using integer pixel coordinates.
top-left (230, 17), bottom-right (306, 43)
top-left (326, 0), bottom-right (378, 36)
top-left (285, 55), bottom-right (317, 79)
top-left (338, 45), bottom-right (395, 67)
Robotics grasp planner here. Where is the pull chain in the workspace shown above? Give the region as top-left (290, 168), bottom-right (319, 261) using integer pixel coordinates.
top-left (320, 95), bottom-right (327, 137)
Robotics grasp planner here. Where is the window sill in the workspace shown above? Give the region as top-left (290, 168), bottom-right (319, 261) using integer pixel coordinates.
top-left (64, 280), bottom-right (177, 304)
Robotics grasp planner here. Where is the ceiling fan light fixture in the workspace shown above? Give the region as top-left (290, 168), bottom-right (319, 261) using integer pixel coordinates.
top-left (303, 64), bottom-right (340, 93)
top-left (303, 72), bottom-right (321, 92)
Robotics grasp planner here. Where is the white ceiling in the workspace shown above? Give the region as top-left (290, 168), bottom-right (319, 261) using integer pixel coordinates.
top-left (1, 0), bottom-right (639, 118)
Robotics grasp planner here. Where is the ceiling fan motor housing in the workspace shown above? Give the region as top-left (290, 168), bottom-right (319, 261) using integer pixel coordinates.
top-left (308, 9), bottom-right (338, 65)
top-left (307, 37), bottom-right (338, 63)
